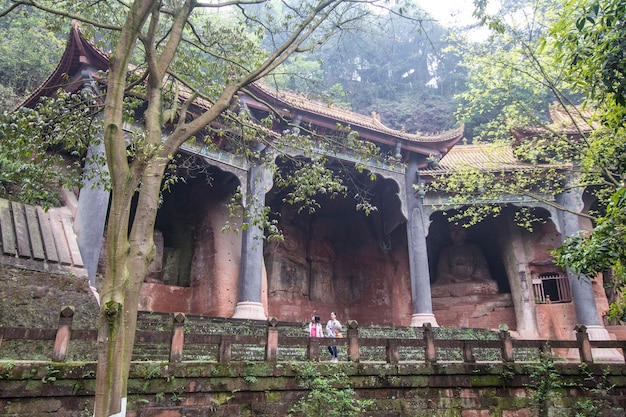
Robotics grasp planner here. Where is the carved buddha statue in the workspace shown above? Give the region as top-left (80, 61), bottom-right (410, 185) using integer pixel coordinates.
top-left (432, 225), bottom-right (499, 297)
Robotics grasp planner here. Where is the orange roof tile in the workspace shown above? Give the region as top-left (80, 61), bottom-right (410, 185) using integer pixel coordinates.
top-left (247, 83), bottom-right (464, 145)
top-left (421, 143), bottom-right (566, 175)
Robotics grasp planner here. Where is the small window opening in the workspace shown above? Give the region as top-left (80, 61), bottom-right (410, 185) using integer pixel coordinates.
top-left (532, 273), bottom-right (571, 304)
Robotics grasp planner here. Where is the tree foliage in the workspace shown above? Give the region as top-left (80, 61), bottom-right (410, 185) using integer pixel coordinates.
top-left (431, 0), bottom-right (626, 320)
top-left (451, 0), bottom-right (574, 143)
top-left (428, 0), bottom-right (578, 214)
top-left (0, 1), bottom-right (64, 109)
top-left (548, 0), bottom-right (626, 321)
top-left (0, 90), bottom-right (103, 207)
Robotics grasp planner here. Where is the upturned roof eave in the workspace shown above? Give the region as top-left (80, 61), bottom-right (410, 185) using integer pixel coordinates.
top-left (21, 25), bottom-right (463, 160)
top-left (21, 22), bottom-right (109, 109)
top-left (243, 83), bottom-right (464, 157)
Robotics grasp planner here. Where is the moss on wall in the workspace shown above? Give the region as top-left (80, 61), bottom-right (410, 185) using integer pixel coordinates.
top-left (1, 361), bottom-right (625, 416)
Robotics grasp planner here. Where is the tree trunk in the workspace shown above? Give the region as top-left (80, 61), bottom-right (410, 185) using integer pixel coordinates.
top-left (93, 1), bottom-right (156, 414)
top-left (94, 156), bottom-right (167, 416)
top-left (89, 0), bottom-right (342, 413)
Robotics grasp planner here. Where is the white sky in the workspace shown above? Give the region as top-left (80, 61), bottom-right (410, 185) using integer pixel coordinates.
top-left (415, 0), bottom-right (479, 27)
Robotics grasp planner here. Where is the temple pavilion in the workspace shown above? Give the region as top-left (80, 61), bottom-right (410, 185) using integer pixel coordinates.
top-left (2, 24), bottom-right (623, 355)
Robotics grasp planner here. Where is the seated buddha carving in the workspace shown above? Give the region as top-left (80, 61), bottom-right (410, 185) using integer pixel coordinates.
top-left (432, 225), bottom-right (499, 297)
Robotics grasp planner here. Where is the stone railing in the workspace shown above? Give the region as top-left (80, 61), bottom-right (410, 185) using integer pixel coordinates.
top-left (1, 308), bottom-right (625, 364)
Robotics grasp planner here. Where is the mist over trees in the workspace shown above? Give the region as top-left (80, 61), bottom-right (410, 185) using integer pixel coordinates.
top-left (267, 6), bottom-right (466, 133)
top-left (0, 1), bottom-right (65, 109)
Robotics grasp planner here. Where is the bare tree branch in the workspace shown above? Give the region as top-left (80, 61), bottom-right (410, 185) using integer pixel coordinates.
top-left (3, 0), bottom-right (124, 30)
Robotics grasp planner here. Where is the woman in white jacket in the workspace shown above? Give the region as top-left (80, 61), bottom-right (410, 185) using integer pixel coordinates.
top-left (326, 311), bottom-right (342, 362)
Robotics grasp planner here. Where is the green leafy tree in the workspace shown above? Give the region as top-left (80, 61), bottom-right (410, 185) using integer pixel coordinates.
top-left (0, 1), bottom-right (415, 416)
top-left (0, 91), bottom-right (102, 207)
top-left (433, 0), bottom-right (626, 319)
top-left (451, 0), bottom-right (570, 143)
top-left (548, 0), bottom-right (626, 321)
top-left (0, 1), bottom-right (64, 109)
top-left (430, 0), bottom-right (577, 216)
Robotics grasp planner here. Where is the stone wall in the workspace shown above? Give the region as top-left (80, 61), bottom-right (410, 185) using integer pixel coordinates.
top-left (2, 361), bottom-right (625, 417)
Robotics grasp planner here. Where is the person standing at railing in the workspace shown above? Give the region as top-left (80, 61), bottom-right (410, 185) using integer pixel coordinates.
top-left (309, 314), bottom-right (323, 338)
top-left (308, 314), bottom-right (324, 362)
top-left (326, 311), bottom-right (342, 363)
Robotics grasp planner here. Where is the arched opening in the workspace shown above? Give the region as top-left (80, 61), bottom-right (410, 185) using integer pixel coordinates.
top-left (264, 159), bottom-right (412, 325)
top-left (139, 158), bottom-right (242, 316)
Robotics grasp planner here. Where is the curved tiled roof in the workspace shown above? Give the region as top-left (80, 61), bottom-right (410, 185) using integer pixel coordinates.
top-left (22, 23), bottom-right (463, 159)
top-left (421, 143), bottom-right (569, 175)
top-left (511, 104), bottom-right (597, 139)
top-left (248, 83), bottom-right (464, 143)
top-left (244, 83), bottom-right (464, 157)
top-left (21, 21), bottom-right (109, 109)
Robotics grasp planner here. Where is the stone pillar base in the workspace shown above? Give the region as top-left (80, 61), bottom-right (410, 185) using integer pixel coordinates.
top-left (232, 301), bottom-right (266, 320)
top-left (567, 325), bottom-right (623, 362)
top-left (411, 313), bottom-right (439, 327)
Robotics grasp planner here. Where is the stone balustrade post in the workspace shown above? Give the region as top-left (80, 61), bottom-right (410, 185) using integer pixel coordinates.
top-left (576, 325), bottom-right (593, 364)
top-left (53, 306), bottom-right (74, 362)
top-left (265, 317), bottom-right (279, 362)
top-left (347, 320), bottom-right (360, 363)
top-left (423, 323), bottom-right (437, 363)
top-left (169, 313), bottom-right (185, 363)
top-left (500, 330), bottom-right (514, 363)
top-left (462, 341), bottom-right (476, 363)
top-left (307, 338), bottom-right (320, 361)
top-left (386, 339), bottom-right (399, 364)
top-left (219, 336), bottom-right (232, 362)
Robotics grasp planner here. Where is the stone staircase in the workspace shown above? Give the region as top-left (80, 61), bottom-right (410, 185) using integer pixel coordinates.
top-left (0, 198), bottom-right (86, 277)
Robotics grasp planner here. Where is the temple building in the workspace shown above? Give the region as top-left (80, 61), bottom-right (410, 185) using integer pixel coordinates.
top-left (3, 24), bottom-right (623, 354)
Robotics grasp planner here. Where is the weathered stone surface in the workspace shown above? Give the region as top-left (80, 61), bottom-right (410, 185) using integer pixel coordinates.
top-left (2, 361), bottom-right (625, 417)
top-left (431, 281), bottom-right (500, 298)
top-left (432, 294), bottom-right (516, 329)
top-left (263, 195), bottom-right (413, 325)
top-left (0, 264), bottom-right (98, 330)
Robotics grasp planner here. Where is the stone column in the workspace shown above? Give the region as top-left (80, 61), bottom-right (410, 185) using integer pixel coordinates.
top-left (505, 217), bottom-right (540, 338)
top-left (405, 155), bottom-right (438, 327)
top-left (556, 186), bottom-right (621, 360)
top-left (74, 139), bottom-right (110, 286)
top-left (232, 162), bottom-right (269, 320)
top-left (555, 187), bottom-right (601, 327)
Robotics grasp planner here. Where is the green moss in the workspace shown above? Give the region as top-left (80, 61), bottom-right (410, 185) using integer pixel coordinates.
top-left (265, 390), bottom-right (281, 403)
top-left (470, 374), bottom-right (504, 387)
top-left (1, 360), bottom-right (625, 416)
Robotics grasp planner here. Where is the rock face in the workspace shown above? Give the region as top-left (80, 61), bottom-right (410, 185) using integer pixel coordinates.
top-left (432, 294), bottom-right (517, 329)
top-left (0, 263), bottom-right (100, 360)
top-left (431, 281), bottom-right (500, 298)
top-left (134, 170), bottom-right (416, 326)
top-left (264, 205), bottom-right (413, 325)
top-left (136, 169), bottom-right (243, 318)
